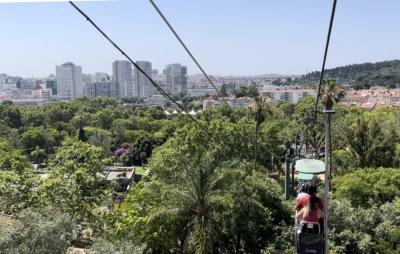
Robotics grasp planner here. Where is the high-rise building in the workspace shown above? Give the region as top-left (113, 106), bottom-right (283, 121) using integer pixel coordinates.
top-left (56, 62), bottom-right (83, 98)
top-left (112, 61), bottom-right (133, 97)
top-left (85, 82), bottom-right (118, 98)
top-left (134, 61), bottom-right (153, 98)
top-left (165, 63), bottom-right (187, 96)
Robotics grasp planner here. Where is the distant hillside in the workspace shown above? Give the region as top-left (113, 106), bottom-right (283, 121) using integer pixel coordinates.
top-left (277, 60), bottom-right (400, 89)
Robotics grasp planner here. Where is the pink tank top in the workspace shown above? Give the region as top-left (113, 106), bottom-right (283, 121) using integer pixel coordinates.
top-left (303, 209), bottom-right (320, 223)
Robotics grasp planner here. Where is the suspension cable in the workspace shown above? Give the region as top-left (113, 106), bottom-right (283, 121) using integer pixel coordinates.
top-left (314, 0), bottom-right (338, 120)
top-left (68, 1), bottom-right (203, 128)
top-left (148, 0), bottom-right (221, 96)
top-left (69, 0), bottom-right (281, 161)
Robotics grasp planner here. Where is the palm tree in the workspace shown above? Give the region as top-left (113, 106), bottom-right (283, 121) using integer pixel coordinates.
top-left (251, 96), bottom-right (273, 169)
top-left (71, 113), bottom-right (88, 141)
top-left (148, 154), bottom-right (229, 254)
top-left (321, 79), bottom-right (345, 110)
top-left (320, 78), bottom-right (345, 184)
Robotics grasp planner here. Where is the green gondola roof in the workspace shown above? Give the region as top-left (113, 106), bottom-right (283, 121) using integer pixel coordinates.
top-left (295, 159), bottom-right (326, 174)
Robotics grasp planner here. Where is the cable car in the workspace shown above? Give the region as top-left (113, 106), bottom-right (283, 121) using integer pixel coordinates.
top-left (294, 159), bottom-right (326, 254)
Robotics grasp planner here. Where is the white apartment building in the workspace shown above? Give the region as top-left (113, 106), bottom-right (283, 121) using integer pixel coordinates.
top-left (165, 63), bottom-right (187, 96)
top-left (85, 82), bottom-right (118, 98)
top-left (113, 60), bottom-right (134, 98)
top-left (56, 62), bottom-right (83, 98)
top-left (134, 61), bottom-right (153, 98)
top-left (203, 96), bottom-right (254, 110)
top-left (258, 88), bottom-right (316, 104)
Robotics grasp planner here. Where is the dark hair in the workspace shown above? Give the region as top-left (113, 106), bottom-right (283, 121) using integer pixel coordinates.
top-left (307, 185), bottom-right (317, 196)
top-left (306, 196), bottom-right (320, 216)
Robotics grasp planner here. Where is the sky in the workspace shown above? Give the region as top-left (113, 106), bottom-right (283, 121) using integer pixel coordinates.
top-left (1, 0), bottom-right (400, 77)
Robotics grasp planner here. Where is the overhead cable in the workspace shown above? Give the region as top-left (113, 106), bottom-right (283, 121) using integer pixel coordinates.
top-left (314, 0), bottom-right (338, 120)
top-left (68, 1), bottom-right (202, 127)
top-left (148, 0), bottom-right (221, 96)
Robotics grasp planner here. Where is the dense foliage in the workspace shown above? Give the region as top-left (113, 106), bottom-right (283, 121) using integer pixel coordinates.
top-left (0, 90), bottom-right (398, 253)
top-left (275, 60), bottom-right (400, 89)
top-left (0, 208), bottom-right (77, 254)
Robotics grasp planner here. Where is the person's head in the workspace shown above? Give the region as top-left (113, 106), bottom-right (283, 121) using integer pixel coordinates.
top-left (122, 172), bottom-right (127, 177)
top-left (307, 185), bottom-right (317, 196)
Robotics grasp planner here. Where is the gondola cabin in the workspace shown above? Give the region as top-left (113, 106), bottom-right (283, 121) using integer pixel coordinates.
top-left (295, 159), bottom-right (326, 254)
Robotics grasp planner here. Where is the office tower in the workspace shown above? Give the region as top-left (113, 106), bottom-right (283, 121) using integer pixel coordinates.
top-left (134, 61), bottom-right (153, 98)
top-left (165, 63), bottom-right (187, 96)
top-left (85, 82), bottom-right (118, 98)
top-left (112, 60), bottom-right (133, 97)
top-left (55, 62), bottom-right (83, 98)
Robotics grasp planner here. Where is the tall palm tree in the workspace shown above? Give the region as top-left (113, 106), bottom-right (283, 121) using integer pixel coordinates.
top-left (320, 78), bottom-right (345, 184)
top-left (148, 154), bottom-right (230, 254)
top-left (321, 79), bottom-right (345, 110)
top-left (251, 96), bottom-right (273, 169)
top-left (71, 113), bottom-right (88, 141)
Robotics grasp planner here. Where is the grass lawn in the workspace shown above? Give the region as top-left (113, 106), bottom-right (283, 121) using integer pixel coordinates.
top-left (135, 166), bottom-right (146, 174)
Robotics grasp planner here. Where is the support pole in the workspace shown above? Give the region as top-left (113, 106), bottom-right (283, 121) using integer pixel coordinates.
top-left (291, 162), bottom-right (295, 192)
top-left (285, 154), bottom-right (290, 200)
top-left (323, 109), bottom-right (335, 254)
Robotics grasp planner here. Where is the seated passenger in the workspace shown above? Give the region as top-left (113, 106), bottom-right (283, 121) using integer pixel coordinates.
top-left (296, 185), bottom-right (324, 211)
top-left (296, 183), bottom-right (310, 202)
top-left (296, 196), bottom-right (324, 223)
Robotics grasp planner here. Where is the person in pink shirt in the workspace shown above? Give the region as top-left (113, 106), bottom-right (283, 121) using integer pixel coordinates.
top-left (296, 196), bottom-right (324, 223)
top-left (296, 185), bottom-right (324, 211)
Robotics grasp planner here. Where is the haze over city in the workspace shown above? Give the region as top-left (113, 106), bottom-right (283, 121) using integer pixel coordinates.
top-left (2, 0), bottom-right (400, 77)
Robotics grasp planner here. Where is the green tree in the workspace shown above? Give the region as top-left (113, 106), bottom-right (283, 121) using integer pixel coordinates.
top-left (20, 127), bottom-right (53, 155)
top-left (21, 107), bottom-right (46, 127)
top-left (0, 145), bottom-right (38, 213)
top-left (329, 199), bottom-right (400, 253)
top-left (30, 146), bottom-right (47, 164)
top-left (44, 103), bottom-right (74, 126)
top-left (0, 103), bottom-right (23, 129)
top-left (37, 140), bottom-right (111, 223)
top-left (290, 96), bottom-right (324, 157)
top-left (89, 239), bottom-right (143, 254)
top-left (86, 128), bottom-right (113, 156)
top-left (0, 208), bottom-right (77, 254)
top-left (93, 107), bottom-right (127, 130)
top-left (321, 79), bottom-right (345, 110)
top-left (112, 120), bottom-right (290, 253)
top-left (344, 116), bottom-right (396, 168)
top-left (333, 168), bottom-right (400, 207)
top-left (247, 84), bottom-right (259, 98)
top-left (251, 97), bottom-right (273, 170)
top-left (220, 84), bottom-right (228, 97)
top-left (71, 113), bottom-right (90, 141)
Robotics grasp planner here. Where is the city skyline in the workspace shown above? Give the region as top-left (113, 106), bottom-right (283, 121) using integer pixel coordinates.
top-left (2, 0), bottom-right (400, 77)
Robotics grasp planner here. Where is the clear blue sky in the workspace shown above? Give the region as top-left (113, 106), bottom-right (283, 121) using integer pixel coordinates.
top-left (1, 0), bottom-right (400, 77)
